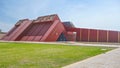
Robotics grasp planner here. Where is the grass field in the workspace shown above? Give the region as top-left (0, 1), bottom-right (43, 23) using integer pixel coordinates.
top-left (0, 42), bottom-right (114, 68)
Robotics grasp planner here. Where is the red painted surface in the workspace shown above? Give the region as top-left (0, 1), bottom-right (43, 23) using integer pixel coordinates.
top-left (89, 29), bottom-right (97, 42)
top-left (20, 22), bottom-right (52, 41)
top-left (2, 14), bottom-right (120, 43)
top-left (64, 28), bottom-right (80, 41)
top-left (18, 14), bottom-right (65, 42)
top-left (43, 20), bottom-right (65, 41)
top-left (65, 32), bottom-right (75, 41)
top-left (39, 15), bottom-right (62, 41)
top-left (81, 29), bottom-right (88, 41)
top-left (33, 23), bottom-right (46, 41)
top-left (76, 29), bottom-right (80, 41)
top-left (98, 30), bottom-right (107, 42)
top-left (108, 31), bottom-right (118, 42)
top-left (38, 22), bottom-right (53, 41)
top-left (4, 19), bottom-right (32, 41)
top-left (3, 26), bottom-right (17, 40)
top-left (118, 32), bottom-right (120, 43)
top-left (13, 20), bottom-right (32, 41)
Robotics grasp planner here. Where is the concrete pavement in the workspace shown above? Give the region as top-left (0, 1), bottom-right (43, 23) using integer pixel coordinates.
top-left (63, 47), bottom-right (120, 68)
top-left (0, 41), bottom-right (120, 48)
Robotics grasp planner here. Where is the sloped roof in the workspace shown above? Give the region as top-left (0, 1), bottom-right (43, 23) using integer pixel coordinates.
top-left (63, 22), bottom-right (75, 28)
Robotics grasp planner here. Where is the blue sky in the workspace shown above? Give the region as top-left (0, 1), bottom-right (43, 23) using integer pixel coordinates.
top-left (0, 0), bottom-right (120, 32)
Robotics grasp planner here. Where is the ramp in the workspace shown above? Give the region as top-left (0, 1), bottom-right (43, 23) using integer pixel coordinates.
top-left (2, 19), bottom-right (32, 41)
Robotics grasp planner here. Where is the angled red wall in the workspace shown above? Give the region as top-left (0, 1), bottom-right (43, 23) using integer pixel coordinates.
top-left (2, 14), bottom-right (120, 43)
top-left (43, 21), bottom-right (65, 41)
top-left (2, 26), bottom-right (17, 40)
top-left (2, 14), bottom-right (65, 42)
top-left (3, 19), bottom-right (32, 41)
top-left (19, 22), bottom-right (53, 41)
top-left (18, 14), bottom-right (65, 42)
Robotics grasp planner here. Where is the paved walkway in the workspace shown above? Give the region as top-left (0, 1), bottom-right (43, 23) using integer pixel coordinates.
top-left (63, 47), bottom-right (120, 68)
top-left (0, 41), bottom-right (120, 48)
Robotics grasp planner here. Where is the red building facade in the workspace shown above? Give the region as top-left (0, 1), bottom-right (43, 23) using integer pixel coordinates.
top-left (2, 14), bottom-right (120, 43)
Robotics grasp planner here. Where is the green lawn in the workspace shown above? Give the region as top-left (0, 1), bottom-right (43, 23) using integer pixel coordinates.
top-left (0, 42), bottom-right (114, 68)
